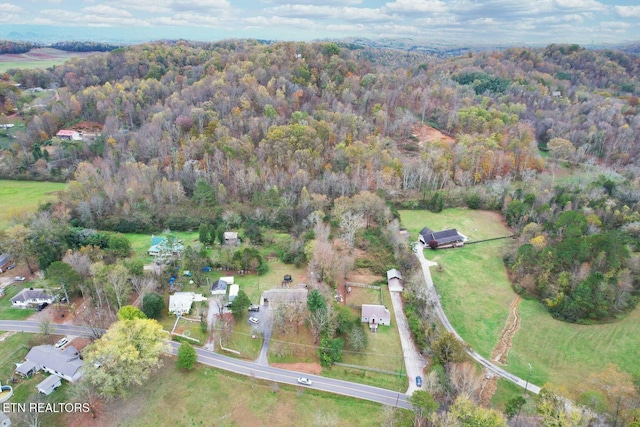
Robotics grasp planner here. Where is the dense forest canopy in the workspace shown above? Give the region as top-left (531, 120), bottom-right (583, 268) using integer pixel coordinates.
top-left (1, 39), bottom-right (640, 323)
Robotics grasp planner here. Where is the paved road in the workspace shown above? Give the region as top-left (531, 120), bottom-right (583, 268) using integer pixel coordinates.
top-left (0, 320), bottom-right (413, 410)
top-left (414, 247), bottom-right (541, 394)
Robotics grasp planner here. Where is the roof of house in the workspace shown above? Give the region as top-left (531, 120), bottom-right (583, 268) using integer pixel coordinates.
top-left (224, 232), bottom-right (238, 240)
top-left (420, 227), bottom-right (463, 245)
top-left (15, 360), bottom-right (38, 376)
top-left (362, 304), bottom-right (391, 320)
top-left (220, 276), bottom-right (234, 284)
top-left (56, 130), bottom-right (77, 136)
top-left (37, 374), bottom-right (62, 390)
top-left (211, 279), bottom-right (228, 292)
top-left (386, 269), bottom-right (402, 281)
top-left (21, 345), bottom-right (83, 379)
top-left (228, 284), bottom-right (239, 297)
top-left (151, 235), bottom-right (165, 246)
top-left (148, 235), bottom-right (184, 254)
top-left (169, 292), bottom-right (206, 313)
top-left (10, 288), bottom-right (53, 304)
top-left (0, 253), bottom-right (10, 264)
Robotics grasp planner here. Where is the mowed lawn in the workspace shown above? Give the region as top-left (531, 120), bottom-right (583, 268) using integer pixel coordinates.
top-left (399, 208), bottom-right (640, 397)
top-left (0, 180), bottom-right (67, 229)
top-left (399, 209), bottom-right (515, 357)
top-left (69, 356), bottom-right (391, 427)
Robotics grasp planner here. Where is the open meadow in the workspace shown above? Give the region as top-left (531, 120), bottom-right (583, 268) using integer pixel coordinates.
top-left (53, 356), bottom-right (394, 427)
top-left (0, 180), bottom-right (67, 230)
top-left (0, 48), bottom-right (98, 73)
top-left (399, 208), bottom-right (640, 398)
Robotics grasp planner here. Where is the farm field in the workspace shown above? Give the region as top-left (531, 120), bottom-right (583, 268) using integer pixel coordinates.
top-left (0, 48), bottom-right (98, 73)
top-left (399, 208), bottom-right (640, 398)
top-left (0, 180), bottom-right (67, 230)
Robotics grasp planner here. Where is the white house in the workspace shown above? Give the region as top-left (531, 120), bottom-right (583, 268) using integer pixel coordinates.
top-left (361, 304), bottom-right (391, 332)
top-left (10, 289), bottom-right (53, 308)
top-left (228, 284), bottom-right (240, 301)
top-left (36, 375), bottom-right (62, 396)
top-left (15, 345), bottom-right (84, 383)
top-left (168, 292), bottom-right (206, 315)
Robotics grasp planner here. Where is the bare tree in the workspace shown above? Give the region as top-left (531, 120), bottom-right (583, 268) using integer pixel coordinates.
top-left (339, 210), bottom-right (364, 250)
top-left (449, 362), bottom-right (484, 401)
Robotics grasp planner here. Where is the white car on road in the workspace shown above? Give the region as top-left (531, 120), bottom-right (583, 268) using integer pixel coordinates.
top-left (297, 377), bottom-right (312, 386)
top-left (249, 316), bottom-right (260, 324)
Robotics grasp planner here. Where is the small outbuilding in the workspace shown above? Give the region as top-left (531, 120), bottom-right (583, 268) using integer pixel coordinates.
top-left (223, 232), bottom-right (239, 245)
top-left (36, 375), bottom-right (62, 396)
top-left (228, 284), bottom-right (240, 302)
top-left (386, 269), bottom-right (403, 292)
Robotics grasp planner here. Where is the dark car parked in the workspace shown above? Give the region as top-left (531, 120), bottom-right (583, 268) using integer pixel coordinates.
top-left (36, 302), bottom-right (49, 311)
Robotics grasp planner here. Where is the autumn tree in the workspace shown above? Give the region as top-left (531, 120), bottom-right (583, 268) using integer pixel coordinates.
top-left (83, 317), bottom-right (167, 398)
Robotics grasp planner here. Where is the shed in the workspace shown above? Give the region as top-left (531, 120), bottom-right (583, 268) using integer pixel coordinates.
top-left (210, 279), bottom-right (228, 296)
top-left (0, 253), bottom-right (11, 272)
top-left (37, 375), bottom-right (62, 395)
top-left (386, 269), bottom-right (403, 292)
top-left (228, 284), bottom-right (240, 301)
top-left (224, 232), bottom-right (239, 245)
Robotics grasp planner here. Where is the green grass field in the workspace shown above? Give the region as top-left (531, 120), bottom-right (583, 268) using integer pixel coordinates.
top-left (399, 208), bottom-right (640, 398)
top-left (66, 356), bottom-right (393, 427)
top-left (0, 180), bottom-right (67, 230)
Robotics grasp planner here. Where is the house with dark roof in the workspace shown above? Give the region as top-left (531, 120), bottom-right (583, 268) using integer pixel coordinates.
top-left (419, 227), bottom-right (466, 249)
top-left (0, 253), bottom-right (11, 272)
top-left (210, 279), bottom-right (228, 296)
top-left (361, 304), bottom-right (391, 332)
top-left (10, 288), bottom-right (53, 308)
top-left (15, 345), bottom-right (84, 382)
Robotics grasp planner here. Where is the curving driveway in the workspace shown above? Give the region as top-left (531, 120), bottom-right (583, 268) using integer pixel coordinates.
top-left (414, 246), bottom-right (541, 394)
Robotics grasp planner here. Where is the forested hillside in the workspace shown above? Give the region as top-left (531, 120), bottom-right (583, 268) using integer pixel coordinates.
top-left (1, 39), bottom-right (640, 322)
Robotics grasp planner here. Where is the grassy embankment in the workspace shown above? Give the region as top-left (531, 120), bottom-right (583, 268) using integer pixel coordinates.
top-left (399, 208), bottom-right (640, 400)
top-left (0, 180), bottom-right (66, 230)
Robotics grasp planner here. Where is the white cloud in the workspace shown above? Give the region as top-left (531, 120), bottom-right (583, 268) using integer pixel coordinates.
top-left (384, 0), bottom-right (448, 14)
top-left (553, 0), bottom-right (605, 10)
top-left (614, 5), bottom-right (640, 19)
top-left (0, 2), bottom-right (21, 13)
top-left (268, 4), bottom-right (391, 22)
top-left (82, 5), bottom-right (134, 18)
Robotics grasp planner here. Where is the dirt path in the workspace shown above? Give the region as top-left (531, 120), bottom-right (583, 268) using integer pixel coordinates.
top-left (479, 295), bottom-right (522, 405)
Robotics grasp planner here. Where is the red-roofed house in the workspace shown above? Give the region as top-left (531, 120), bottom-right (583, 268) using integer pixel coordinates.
top-left (56, 130), bottom-right (82, 141)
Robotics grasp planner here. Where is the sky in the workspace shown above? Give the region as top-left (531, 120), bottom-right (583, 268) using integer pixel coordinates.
top-left (1, 0), bottom-right (639, 46)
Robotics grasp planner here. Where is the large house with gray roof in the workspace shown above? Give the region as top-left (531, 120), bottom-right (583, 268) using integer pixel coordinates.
top-left (10, 288), bottom-right (53, 308)
top-left (15, 345), bottom-right (84, 383)
top-left (419, 227), bottom-right (466, 249)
